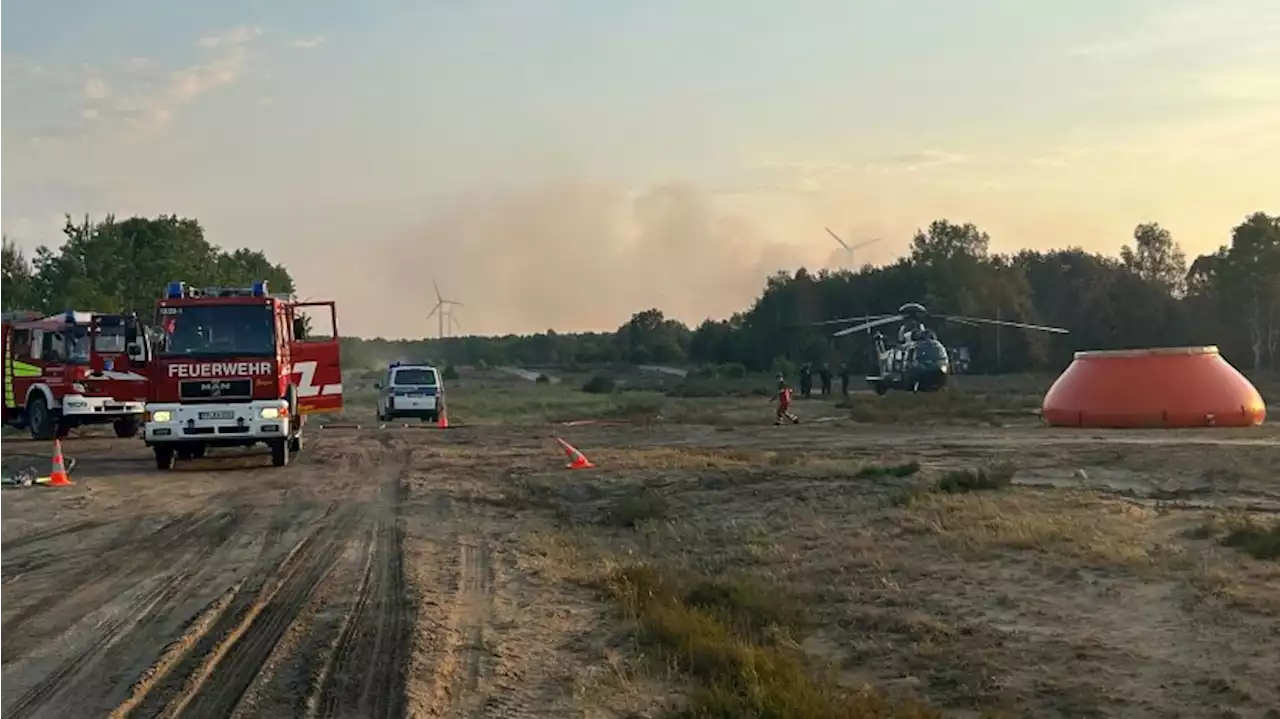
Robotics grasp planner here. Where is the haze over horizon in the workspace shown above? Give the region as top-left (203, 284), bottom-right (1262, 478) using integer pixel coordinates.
top-left (4, 0), bottom-right (1278, 339)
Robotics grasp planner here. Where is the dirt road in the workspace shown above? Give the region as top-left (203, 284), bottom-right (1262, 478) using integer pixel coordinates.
top-left (3, 420), bottom-right (1278, 718)
top-left (1, 428), bottom-right (608, 719)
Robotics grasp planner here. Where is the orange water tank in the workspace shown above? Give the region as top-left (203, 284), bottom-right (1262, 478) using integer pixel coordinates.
top-left (1042, 346), bottom-right (1266, 428)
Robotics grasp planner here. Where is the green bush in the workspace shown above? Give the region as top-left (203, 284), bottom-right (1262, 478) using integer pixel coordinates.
top-left (582, 374), bottom-right (617, 394)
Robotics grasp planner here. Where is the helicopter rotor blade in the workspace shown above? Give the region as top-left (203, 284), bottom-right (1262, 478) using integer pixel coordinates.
top-left (833, 314), bottom-right (905, 337)
top-left (939, 315), bottom-right (1069, 334)
top-left (806, 314), bottom-right (894, 327)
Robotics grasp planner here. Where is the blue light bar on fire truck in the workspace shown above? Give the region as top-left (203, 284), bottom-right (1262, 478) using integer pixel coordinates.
top-left (164, 280), bottom-right (271, 299)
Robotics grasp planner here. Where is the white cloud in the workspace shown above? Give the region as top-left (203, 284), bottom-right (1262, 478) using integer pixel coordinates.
top-left (287, 36), bottom-right (327, 50)
top-left (1067, 0), bottom-right (1280, 58)
top-left (867, 150), bottom-right (965, 173)
top-left (83, 77), bottom-right (110, 100)
top-left (197, 25), bottom-right (264, 49)
top-left (91, 26), bottom-right (266, 137)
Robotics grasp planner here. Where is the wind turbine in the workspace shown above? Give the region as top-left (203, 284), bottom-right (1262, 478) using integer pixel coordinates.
top-left (445, 304), bottom-right (463, 337)
top-left (425, 280), bottom-right (463, 340)
top-left (825, 227), bottom-right (881, 271)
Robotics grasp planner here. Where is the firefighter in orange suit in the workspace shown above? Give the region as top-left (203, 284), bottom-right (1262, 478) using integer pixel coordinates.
top-left (773, 375), bottom-right (800, 425)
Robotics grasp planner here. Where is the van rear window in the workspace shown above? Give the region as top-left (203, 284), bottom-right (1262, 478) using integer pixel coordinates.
top-left (393, 368), bottom-right (437, 386)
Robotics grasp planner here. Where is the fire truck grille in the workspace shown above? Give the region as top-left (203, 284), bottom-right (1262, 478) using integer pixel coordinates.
top-left (179, 378), bottom-right (253, 401)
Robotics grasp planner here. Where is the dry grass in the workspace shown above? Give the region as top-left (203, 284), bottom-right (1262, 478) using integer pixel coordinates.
top-left (839, 389), bottom-right (1041, 427)
top-left (899, 491), bottom-right (1181, 567)
top-left (1221, 519), bottom-right (1280, 560)
top-left (334, 366), bottom-right (1066, 429)
top-left (599, 563), bottom-right (941, 719)
top-left (383, 383), bottom-right (1280, 717)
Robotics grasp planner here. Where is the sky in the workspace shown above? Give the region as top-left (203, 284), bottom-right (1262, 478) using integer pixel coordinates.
top-left (4, 0), bottom-right (1279, 338)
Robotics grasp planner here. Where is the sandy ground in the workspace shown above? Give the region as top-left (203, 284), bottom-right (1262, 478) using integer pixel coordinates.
top-left (2, 416), bottom-right (1278, 718)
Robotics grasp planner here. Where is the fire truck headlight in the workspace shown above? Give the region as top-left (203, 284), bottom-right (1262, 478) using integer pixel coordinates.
top-left (72, 383), bottom-right (87, 393)
top-left (259, 407), bottom-right (281, 419)
top-left (150, 410), bottom-right (172, 423)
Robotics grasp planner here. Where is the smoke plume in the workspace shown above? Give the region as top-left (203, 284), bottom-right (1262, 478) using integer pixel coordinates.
top-left (354, 182), bottom-right (818, 338)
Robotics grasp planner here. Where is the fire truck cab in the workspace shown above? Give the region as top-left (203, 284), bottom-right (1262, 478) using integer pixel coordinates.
top-left (2, 309), bottom-right (151, 440)
top-left (142, 280), bottom-right (343, 470)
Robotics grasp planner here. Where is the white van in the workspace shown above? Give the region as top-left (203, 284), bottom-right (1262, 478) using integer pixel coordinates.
top-left (375, 362), bottom-right (445, 422)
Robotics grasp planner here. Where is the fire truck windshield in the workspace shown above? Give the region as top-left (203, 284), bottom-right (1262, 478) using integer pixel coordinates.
top-left (158, 304), bottom-right (275, 357)
top-left (95, 324), bottom-right (127, 353)
top-left (67, 326), bottom-right (91, 363)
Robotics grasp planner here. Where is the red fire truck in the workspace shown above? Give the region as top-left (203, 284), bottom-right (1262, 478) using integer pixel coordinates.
top-left (141, 280), bottom-right (343, 469)
top-left (3, 310), bottom-right (151, 440)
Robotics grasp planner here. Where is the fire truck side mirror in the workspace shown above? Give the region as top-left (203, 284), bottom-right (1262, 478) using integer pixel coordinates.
top-left (293, 317), bottom-right (308, 340)
top-left (127, 342), bottom-right (146, 361)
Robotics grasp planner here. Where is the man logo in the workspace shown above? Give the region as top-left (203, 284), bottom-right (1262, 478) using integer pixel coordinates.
top-left (202, 381), bottom-right (232, 396)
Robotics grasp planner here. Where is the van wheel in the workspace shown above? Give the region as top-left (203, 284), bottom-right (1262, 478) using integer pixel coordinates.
top-left (270, 439), bottom-right (290, 467)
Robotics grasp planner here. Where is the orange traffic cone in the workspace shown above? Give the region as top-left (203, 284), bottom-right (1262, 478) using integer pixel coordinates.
top-left (437, 407), bottom-right (449, 429)
top-left (554, 437), bottom-right (595, 469)
top-left (47, 439), bottom-right (73, 486)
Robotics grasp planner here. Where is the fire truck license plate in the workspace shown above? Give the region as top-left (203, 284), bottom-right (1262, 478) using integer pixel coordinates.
top-left (199, 410), bottom-right (235, 420)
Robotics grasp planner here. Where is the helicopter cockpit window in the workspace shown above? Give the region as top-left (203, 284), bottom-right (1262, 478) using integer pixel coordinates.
top-left (916, 342), bottom-right (944, 361)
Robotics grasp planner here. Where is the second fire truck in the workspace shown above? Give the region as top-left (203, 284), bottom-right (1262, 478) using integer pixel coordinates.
top-left (2, 310), bottom-right (151, 440)
top-left (141, 280), bottom-right (344, 469)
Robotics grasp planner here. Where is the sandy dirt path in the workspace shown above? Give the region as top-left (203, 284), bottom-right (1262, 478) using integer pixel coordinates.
top-left (3, 419), bottom-right (1276, 717)
top-left (1, 426), bottom-right (617, 719)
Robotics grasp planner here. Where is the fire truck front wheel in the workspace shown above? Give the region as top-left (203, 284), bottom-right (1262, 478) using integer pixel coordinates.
top-left (26, 395), bottom-right (58, 441)
top-left (270, 439), bottom-right (290, 467)
top-left (154, 446), bottom-right (176, 471)
top-left (114, 416), bottom-right (141, 438)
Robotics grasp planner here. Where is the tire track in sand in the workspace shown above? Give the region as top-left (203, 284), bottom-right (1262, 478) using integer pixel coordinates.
top-left (312, 475), bottom-right (411, 719)
top-left (3, 566), bottom-right (198, 719)
top-left (117, 504), bottom-right (361, 719)
top-left (1, 509), bottom-right (246, 718)
top-left (412, 531), bottom-right (497, 718)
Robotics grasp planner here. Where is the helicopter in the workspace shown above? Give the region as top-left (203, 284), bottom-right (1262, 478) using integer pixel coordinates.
top-left (816, 302), bottom-right (1068, 395)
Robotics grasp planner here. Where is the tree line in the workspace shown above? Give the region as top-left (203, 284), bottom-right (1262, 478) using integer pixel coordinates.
top-left (3, 215), bottom-right (296, 317)
top-left (350, 211), bottom-right (1280, 374)
top-left (4, 211), bottom-right (1278, 375)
